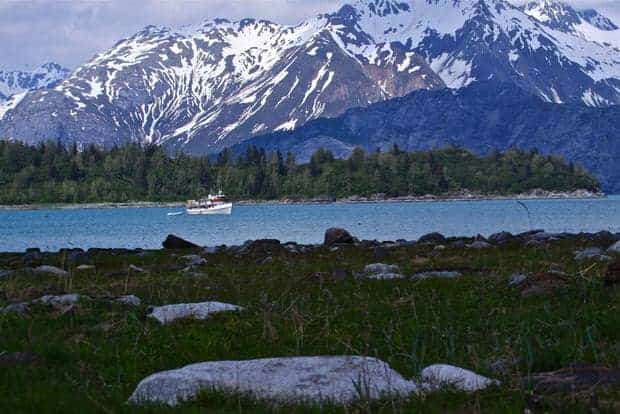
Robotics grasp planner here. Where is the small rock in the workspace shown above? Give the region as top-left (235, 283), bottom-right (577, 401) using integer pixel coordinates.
top-left (128, 264), bottom-right (146, 273)
top-left (2, 302), bottom-right (30, 315)
top-left (508, 273), bottom-right (528, 286)
top-left (116, 295), bottom-right (141, 307)
top-left (76, 264), bottom-right (96, 271)
top-left (147, 301), bottom-right (244, 325)
top-left (163, 234), bottom-right (200, 249)
top-left (433, 245), bottom-right (446, 252)
top-left (412, 271), bottom-right (462, 280)
top-left (488, 231), bottom-right (513, 244)
top-left (324, 228), bottom-right (354, 247)
top-left (467, 240), bottom-right (493, 249)
top-left (22, 248), bottom-right (42, 265)
top-left (34, 294), bottom-right (86, 307)
top-left (0, 269), bottom-right (12, 279)
top-left (0, 351), bottom-right (41, 368)
top-left (516, 271), bottom-right (570, 297)
top-left (420, 364), bottom-right (500, 392)
top-left (418, 232), bottom-right (445, 244)
top-left (574, 247), bottom-right (603, 261)
top-left (607, 241), bottom-right (620, 254)
top-left (239, 239), bottom-right (283, 257)
top-left (449, 240), bottom-right (466, 249)
top-left (181, 255), bottom-right (207, 267)
top-left (523, 366), bottom-right (620, 393)
top-left (33, 265), bottom-right (69, 277)
top-left (359, 263), bottom-right (404, 280)
top-left (605, 260), bottom-right (620, 286)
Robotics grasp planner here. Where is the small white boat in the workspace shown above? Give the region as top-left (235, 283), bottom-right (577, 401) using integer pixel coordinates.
top-left (187, 191), bottom-right (233, 215)
top-left (167, 211), bottom-right (184, 216)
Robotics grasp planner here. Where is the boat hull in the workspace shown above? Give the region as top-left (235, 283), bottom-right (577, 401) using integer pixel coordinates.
top-left (186, 203), bottom-right (233, 215)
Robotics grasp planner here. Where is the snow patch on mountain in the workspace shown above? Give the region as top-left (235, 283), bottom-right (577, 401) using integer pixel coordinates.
top-left (0, 63), bottom-right (70, 101)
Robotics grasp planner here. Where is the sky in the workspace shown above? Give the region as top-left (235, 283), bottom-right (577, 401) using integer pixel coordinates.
top-left (0, 0), bottom-right (619, 71)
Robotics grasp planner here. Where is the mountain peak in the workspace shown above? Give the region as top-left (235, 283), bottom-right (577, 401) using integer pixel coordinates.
top-left (521, 0), bottom-right (581, 31)
top-left (578, 8), bottom-right (618, 31)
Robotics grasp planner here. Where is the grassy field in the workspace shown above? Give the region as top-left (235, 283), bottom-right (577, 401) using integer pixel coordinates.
top-left (0, 235), bottom-right (619, 413)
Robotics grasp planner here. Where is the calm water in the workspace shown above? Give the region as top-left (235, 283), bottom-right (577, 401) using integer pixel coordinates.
top-left (1, 197), bottom-right (619, 252)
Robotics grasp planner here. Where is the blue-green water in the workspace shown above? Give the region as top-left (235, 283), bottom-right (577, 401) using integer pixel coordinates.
top-left (1, 197), bottom-right (619, 252)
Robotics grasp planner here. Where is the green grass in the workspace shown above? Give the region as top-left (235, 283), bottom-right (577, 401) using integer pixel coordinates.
top-left (0, 239), bottom-right (618, 413)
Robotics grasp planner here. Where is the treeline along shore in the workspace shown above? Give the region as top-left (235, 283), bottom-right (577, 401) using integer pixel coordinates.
top-left (0, 141), bottom-right (600, 205)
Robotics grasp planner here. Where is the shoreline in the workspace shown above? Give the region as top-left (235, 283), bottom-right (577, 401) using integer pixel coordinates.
top-left (0, 189), bottom-right (606, 211)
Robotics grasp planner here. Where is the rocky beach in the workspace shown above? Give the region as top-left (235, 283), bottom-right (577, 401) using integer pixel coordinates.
top-left (1, 228), bottom-right (619, 412)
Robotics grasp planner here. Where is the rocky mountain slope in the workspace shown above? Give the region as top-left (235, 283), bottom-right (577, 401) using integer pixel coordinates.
top-left (0, 0), bottom-right (618, 153)
top-left (0, 63), bottom-right (69, 102)
top-left (234, 81), bottom-right (620, 193)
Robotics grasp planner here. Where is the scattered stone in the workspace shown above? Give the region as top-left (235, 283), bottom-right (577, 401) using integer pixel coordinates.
top-left (516, 271), bottom-right (570, 297)
top-left (524, 366), bottom-right (620, 393)
top-left (508, 273), bottom-right (528, 286)
top-left (605, 260), bottom-right (620, 286)
top-left (488, 231), bottom-right (513, 244)
top-left (0, 269), bottom-right (12, 279)
top-left (128, 264), bottom-right (146, 273)
top-left (420, 364), bottom-right (500, 392)
top-left (76, 264), bottom-right (96, 271)
top-left (528, 232), bottom-right (556, 242)
top-left (2, 302), bottom-right (30, 315)
top-left (34, 294), bottom-right (86, 307)
top-left (147, 301), bottom-right (244, 325)
top-left (449, 240), bottom-right (466, 249)
top-left (359, 263), bottom-right (404, 280)
top-left (418, 232), bottom-right (445, 244)
top-left (574, 247), bottom-right (603, 261)
top-left (524, 240), bottom-right (543, 248)
top-left (33, 265), bottom-right (69, 277)
top-left (239, 239), bottom-right (283, 257)
top-left (433, 245), bottom-right (446, 252)
top-left (467, 240), bottom-right (493, 250)
top-left (163, 234), bottom-right (200, 249)
top-left (128, 356), bottom-right (498, 407)
top-left (22, 248), bottom-right (42, 265)
top-left (324, 228), bottom-right (354, 247)
top-left (0, 351), bottom-right (41, 368)
top-left (412, 271), bottom-right (462, 280)
top-left (607, 241), bottom-right (620, 254)
top-left (116, 295), bottom-right (142, 307)
top-left (260, 256), bottom-right (273, 265)
top-left (181, 255), bottom-right (207, 267)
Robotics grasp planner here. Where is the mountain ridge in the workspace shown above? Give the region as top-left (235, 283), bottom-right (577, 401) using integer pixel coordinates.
top-left (0, 0), bottom-right (618, 153)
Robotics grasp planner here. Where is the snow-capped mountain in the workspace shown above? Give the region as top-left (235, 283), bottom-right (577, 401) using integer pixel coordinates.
top-left (0, 0), bottom-right (619, 153)
top-left (0, 63), bottom-right (70, 101)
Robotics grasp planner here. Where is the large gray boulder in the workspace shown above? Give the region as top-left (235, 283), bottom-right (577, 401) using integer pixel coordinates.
top-left (147, 301), bottom-right (244, 325)
top-left (128, 356), bottom-right (498, 406)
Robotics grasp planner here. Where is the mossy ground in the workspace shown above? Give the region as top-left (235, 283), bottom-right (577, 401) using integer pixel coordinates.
top-left (0, 238), bottom-right (618, 413)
